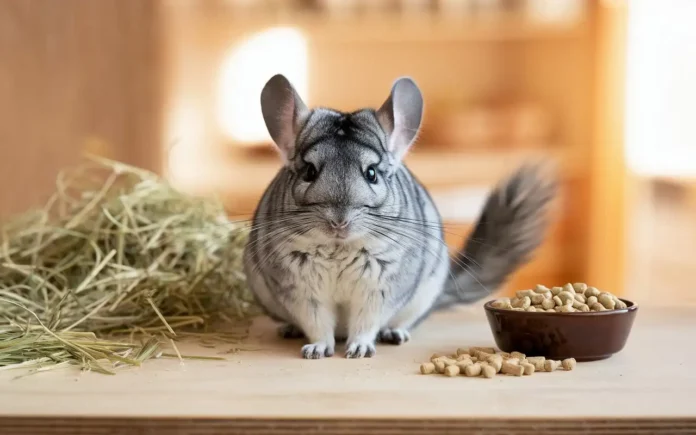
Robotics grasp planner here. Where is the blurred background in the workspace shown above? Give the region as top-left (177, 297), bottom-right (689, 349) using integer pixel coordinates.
top-left (0, 0), bottom-right (693, 304)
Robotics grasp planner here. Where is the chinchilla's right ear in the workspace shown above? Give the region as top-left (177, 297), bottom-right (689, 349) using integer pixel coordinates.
top-left (260, 74), bottom-right (309, 163)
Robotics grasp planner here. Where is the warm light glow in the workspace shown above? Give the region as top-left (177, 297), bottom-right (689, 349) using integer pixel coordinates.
top-left (625, 0), bottom-right (696, 177)
top-left (218, 27), bottom-right (308, 145)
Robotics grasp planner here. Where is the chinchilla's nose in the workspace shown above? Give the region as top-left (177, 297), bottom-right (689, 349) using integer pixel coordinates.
top-left (329, 219), bottom-right (349, 230)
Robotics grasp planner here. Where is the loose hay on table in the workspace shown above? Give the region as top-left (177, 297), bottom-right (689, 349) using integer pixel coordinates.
top-left (0, 156), bottom-right (259, 375)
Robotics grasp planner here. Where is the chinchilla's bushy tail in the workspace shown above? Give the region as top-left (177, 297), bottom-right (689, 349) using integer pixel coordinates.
top-left (432, 164), bottom-right (557, 310)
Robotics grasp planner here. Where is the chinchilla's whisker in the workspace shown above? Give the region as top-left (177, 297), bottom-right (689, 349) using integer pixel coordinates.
top-left (246, 225), bottom-right (312, 277)
top-left (243, 216), bottom-right (317, 233)
top-left (364, 216), bottom-right (485, 272)
top-left (364, 214), bottom-right (475, 264)
top-left (244, 220), bottom-right (313, 259)
top-left (363, 219), bottom-right (488, 297)
top-left (361, 223), bottom-right (469, 299)
top-left (366, 212), bottom-right (529, 256)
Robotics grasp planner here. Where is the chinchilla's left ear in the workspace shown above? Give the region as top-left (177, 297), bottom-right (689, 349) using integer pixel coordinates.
top-left (376, 77), bottom-right (424, 161)
top-left (260, 74), bottom-right (310, 163)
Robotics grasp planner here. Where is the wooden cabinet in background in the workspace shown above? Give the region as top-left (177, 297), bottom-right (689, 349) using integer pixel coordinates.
top-left (0, 0), bottom-right (628, 297)
top-left (162, 1), bottom-right (628, 295)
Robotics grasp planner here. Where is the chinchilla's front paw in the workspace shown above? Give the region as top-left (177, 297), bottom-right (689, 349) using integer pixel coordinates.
top-left (301, 341), bottom-right (334, 359)
top-left (345, 340), bottom-right (376, 359)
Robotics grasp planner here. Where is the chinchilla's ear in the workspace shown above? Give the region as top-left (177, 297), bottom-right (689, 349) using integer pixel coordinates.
top-left (376, 77), bottom-right (424, 161)
top-left (260, 74), bottom-right (309, 163)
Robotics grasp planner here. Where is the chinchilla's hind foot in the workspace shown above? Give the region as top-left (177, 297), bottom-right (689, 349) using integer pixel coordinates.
top-left (277, 323), bottom-right (305, 339)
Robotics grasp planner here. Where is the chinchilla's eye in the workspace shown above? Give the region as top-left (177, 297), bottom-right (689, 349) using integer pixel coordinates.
top-left (303, 164), bottom-right (318, 182)
top-left (365, 166), bottom-right (378, 184)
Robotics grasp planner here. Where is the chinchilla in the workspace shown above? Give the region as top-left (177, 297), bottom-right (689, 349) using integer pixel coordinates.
top-left (243, 74), bottom-right (556, 359)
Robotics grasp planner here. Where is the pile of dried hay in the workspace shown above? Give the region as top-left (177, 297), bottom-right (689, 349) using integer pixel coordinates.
top-left (0, 156), bottom-right (259, 375)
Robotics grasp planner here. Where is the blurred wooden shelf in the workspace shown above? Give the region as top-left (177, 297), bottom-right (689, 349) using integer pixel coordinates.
top-left (203, 12), bottom-right (589, 43)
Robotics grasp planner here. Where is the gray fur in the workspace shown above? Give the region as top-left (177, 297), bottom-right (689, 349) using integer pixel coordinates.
top-left (243, 74), bottom-right (556, 359)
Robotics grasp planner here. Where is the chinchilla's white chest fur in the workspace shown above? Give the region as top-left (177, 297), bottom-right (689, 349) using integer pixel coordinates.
top-left (275, 228), bottom-right (419, 338)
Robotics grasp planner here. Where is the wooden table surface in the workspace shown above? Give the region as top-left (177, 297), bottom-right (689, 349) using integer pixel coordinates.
top-left (1, 305), bottom-right (695, 434)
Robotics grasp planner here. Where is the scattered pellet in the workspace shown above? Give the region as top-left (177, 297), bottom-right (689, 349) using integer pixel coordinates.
top-left (470, 347), bottom-right (496, 355)
top-left (420, 362), bottom-right (435, 374)
top-left (464, 363), bottom-right (482, 377)
top-left (431, 353), bottom-right (445, 362)
top-left (521, 362), bottom-right (535, 376)
top-left (456, 348), bottom-right (469, 356)
top-left (482, 365), bottom-right (497, 378)
top-left (419, 347), bottom-right (578, 379)
top-left (474, 350), bottom-right (494, 360)
top-left (526, 356), bottom-right (546, 371)
top-left (444, 365), bottom-right (460, 377)
top-left (456, 359), bottom-right (473, 370)
top-left (544, 360), bottom-right (561, 372)
top-left (561, 358), bottom-right (577, 371)
top-left (501, 362), bottom-right (524, 376)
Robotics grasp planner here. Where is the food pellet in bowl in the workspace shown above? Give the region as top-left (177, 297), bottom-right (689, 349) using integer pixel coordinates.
top-left (490, 283), bottom-right (629, 313)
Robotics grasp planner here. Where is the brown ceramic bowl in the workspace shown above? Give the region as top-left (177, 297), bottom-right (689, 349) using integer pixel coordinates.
top-left (483, 299), bottom-right (638, 361)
